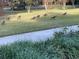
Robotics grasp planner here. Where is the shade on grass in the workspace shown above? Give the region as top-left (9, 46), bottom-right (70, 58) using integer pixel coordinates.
top-left (0, 31), bottom-right (79, 59)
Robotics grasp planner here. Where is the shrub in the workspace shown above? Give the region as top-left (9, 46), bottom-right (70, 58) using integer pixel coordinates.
top-left (0, 31), bottom-right (79, 59)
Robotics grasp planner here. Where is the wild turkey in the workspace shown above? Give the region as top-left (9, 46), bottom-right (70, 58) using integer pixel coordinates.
top-left (36, 15), bottom-right (40, 18)
top-left (17, 15), bottom-right (21, 20)
top-left (62, 12), bottom-right (67, 15)
top-left (44, 13), bottom-right (47, 16)
top-left (32, 16), bottom-right (36, 20)
top-left (51, 16), bottom-right (57, 20)
top-left (6, 17), bottom-right (10, 21)
top-left (1, 20), bottom-right (5, 25)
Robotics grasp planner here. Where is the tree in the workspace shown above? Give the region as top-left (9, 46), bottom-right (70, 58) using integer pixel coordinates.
top-left (62, 0), bottom-right (67, 9)
top-left (24, 0), bottom-right (33, 13)
top-left (43, 0), bottom-right (48, 10)
top-left (71, 0), bottom-right (75, 8)
top-left (43, 0), bottom-right (54, 10)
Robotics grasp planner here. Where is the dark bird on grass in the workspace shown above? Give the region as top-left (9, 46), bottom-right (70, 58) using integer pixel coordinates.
top-left (44, 13), bottom-right (47, 16)
top-left (6, 17), bottom-right (10, 21)
top-left (32, 16), bottom-right (36, 20)
top-left (62, 12), bottom-right (67, 15)
top-left (1, 20), bottom-right (5, 25)
top-left (37, 15), bottom-right (40, 18)
top-left (17, 15), bottom-right (21, 20)
top-left (51, 16), bottom-right (57, 20)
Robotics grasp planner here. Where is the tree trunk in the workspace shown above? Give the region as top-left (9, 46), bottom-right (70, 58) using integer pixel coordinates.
top-left (61, 0), bottom-right (66, 10)
top-left (44, 4), bottom-right (47, 10)
top-left (63, 1), bottom-right (66, 9)
top-left (43, 0), bottom-right (48, 10)
top-left (71, 0), bottom-right (75, 8)
top-left (27, 5), bottom-right (31, 13)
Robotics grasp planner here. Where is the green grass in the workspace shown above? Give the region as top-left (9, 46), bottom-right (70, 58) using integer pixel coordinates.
top-left (0, 31), bottom-right (79, 59)
top-left (0, 9), bottom-right (79, 37)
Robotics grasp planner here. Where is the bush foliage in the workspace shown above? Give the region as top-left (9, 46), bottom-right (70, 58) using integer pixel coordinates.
top-left (0, 31), bottom-right (79, 59)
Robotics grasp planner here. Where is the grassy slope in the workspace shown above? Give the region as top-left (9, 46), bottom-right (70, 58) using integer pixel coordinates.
top-left (0, 31), bottom-right (79, 59)
top-left (0, 9), bottom-right (79, 37)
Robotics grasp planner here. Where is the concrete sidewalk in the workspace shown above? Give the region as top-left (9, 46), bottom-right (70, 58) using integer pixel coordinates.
top-left (0, 25), bottom-right (79, 46)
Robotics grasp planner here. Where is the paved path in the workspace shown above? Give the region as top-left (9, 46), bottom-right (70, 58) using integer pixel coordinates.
top-left (0, 25), bottom-right (79, 46)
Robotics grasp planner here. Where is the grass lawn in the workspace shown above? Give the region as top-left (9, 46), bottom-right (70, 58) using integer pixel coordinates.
top-left (0, 9), bottom-right (79, 37)
top-left (0, 31), bottom-right (79, 59)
